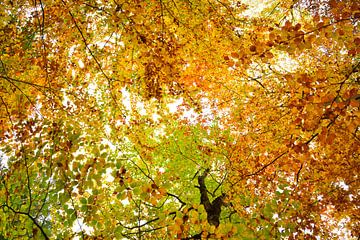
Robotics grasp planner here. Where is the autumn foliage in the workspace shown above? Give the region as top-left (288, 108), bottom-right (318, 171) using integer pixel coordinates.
top-left (0, 0), bottom-right (359, 239)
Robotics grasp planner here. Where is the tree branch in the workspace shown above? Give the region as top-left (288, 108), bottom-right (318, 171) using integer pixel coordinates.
top-left (167, 192), bottom-right (187, 208)
top-left (246, 151), bottom-right (287, 177)
top-left (1, 204), bottom-right (49, 240)
top-left (197, 169), bottom-right (226, 227)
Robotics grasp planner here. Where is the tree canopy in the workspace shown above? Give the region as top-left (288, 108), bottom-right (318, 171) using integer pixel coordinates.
top-left (0, 0), bottom-right (359, 239)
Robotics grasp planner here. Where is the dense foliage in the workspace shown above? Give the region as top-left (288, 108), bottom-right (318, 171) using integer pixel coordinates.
top-left (0, 0), bottom-right (359, 239)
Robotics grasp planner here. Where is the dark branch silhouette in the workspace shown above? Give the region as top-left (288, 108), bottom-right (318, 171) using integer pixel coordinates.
top-left (197, 169), bottom-right (226, 227)
top-left (1, 204), bottom-right (49, 240)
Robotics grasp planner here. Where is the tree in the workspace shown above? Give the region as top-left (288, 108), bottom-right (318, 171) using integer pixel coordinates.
top-left (0, 0), bottom-right (359, 239)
